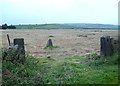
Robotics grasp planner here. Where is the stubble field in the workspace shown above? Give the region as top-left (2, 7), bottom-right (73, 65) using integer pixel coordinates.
top-left (1, 29), bottom-right (118, 57)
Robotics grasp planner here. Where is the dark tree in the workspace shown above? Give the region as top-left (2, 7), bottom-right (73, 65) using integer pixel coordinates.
top-left (2, 24), bottom-right (7, 29)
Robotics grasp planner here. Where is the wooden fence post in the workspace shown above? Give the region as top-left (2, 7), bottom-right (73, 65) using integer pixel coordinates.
top-left (14, 38), bottom-right (25, 64)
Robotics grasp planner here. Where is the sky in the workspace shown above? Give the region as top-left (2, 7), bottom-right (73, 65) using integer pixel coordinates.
top-left (0, 0), bottom-right (119, 25)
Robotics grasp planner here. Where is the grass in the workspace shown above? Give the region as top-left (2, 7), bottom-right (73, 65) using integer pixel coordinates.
top-left (2, 48), bottom-right (119, 85)
top-left (48, 35), bottom-right (54, 37)
top-left (44, 45), bottom-right (59, 50)
top-left (15, 24), bottom-right (76, 29)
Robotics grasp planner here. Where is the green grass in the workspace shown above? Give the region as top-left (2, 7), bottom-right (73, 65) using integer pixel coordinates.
top-left (15, 24), bottom-right (76, 29)
top-left (2, 48), bottom-right (119, 85)
top-left (44, 45), bottom-right (59, 50)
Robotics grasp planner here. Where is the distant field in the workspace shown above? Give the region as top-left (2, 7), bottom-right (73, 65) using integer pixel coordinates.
top-left (15, 24), bottom-right (76, 29)
top-left (14, 23), bottom-right (118, 29)
top-left (1, 29), bottom-right (118, 57)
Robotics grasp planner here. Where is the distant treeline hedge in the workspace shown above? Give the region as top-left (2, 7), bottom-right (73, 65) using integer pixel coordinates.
top-left (1, 24), bottom-right (16, 29)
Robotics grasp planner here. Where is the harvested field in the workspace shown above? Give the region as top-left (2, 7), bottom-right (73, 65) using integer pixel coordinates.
top-left (1, 29), bottom-right (118, 57)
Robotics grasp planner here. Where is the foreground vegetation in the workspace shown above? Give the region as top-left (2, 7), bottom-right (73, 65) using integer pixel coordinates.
top-left (1, 48), bottom-right (119, 85)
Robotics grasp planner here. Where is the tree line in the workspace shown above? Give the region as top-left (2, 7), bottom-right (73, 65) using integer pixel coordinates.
top-left (0, 24), bottom-right (16, 29)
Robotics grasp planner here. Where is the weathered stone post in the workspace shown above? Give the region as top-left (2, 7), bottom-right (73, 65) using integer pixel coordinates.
top-left (100, 36), bottom-right (114, 56)
top-left (105, 36), bottom-right (111, 56)
top-left (100, 36), bottom-right (105, 56)
top-left (46, 39), bottom-right (53, 47)
top-left (110, 37), bottom-right (114, 54)
top-left (14, 38), bottom-right (25, 64)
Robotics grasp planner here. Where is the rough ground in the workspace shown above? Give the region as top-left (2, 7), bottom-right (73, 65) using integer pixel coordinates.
top-left (1, 29), bottom-right (118, 57)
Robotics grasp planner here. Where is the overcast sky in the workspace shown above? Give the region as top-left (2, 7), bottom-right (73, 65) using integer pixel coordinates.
top-left (0, 0), bottom-right (119, 25)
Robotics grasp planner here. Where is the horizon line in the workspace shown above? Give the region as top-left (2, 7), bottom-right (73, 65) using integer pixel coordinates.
top-left (0, 23), bottom-right (118, 26)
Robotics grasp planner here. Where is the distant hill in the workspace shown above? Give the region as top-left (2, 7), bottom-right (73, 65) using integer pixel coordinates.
top-left (15, 23), bottom-right (118, 29)
top-left (60, 23), bottom-right (118, 29)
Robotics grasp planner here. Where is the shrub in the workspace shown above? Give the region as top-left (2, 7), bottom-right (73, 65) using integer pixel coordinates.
top-left (2, 47), bottom-right (25, 64)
